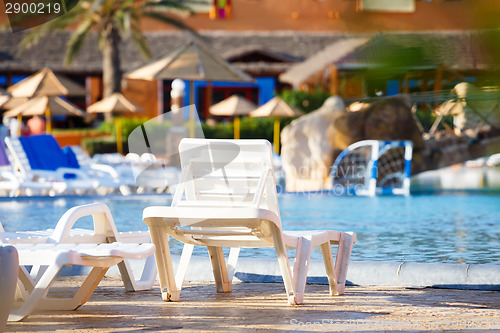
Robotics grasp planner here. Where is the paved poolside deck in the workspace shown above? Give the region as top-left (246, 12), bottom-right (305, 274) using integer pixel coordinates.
top-left (5, 276), bottom-right (500, 332)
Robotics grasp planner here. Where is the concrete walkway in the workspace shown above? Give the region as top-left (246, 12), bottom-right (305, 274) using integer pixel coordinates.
top-left (5, 276), bottom-right (500, 332)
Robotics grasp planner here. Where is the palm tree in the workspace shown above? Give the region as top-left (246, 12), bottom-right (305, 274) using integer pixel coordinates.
top-left (18, 0), bottom-right (199, 98)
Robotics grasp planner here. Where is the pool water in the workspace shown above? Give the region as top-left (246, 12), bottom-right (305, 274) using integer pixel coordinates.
top-left (0, 193), bottom-right (498, 264)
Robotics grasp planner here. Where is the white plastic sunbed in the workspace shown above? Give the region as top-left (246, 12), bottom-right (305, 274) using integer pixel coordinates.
top-left (71, 146), bottom-right (174, 195)
top-left (143, 139), bottom-right (356, 305)
top-left (0, 245), bottom-right (18, 330)
top-left (5, 136), bottom-right (97, 195)
top-left (0, 142), bottom-right (66, 196)
top-left (1, 203), bottom-right (157, 321)
top-left (68, 145), bottom-right (138, 195)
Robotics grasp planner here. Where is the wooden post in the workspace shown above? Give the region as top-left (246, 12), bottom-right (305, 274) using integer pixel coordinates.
top-left (329, 65), bottom-right (338, 95)
top-left (402, 73), bottom-right (409, 94)
top-left (205, 81), bottom-right (213, 120)
top-left (16, 115), bottom-right (22, 137)
top-left (116, 117), bottom-right (123, 154)
top-left (273, 117), bottom-right (280, 154)
top-left (234, 116), bottom-right (240, 139)
top-left (45, 106), bottom-right (51, 134)
top-left (189, 80), bottom-right (195, 138)
top-left (434, 65), bottom-right (443, 91)
top-left (157, 80), bottom-right (164, 116)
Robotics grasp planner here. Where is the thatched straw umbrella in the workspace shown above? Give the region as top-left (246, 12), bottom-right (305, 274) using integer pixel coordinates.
top-left (209, 95), bottom-right (257, 139)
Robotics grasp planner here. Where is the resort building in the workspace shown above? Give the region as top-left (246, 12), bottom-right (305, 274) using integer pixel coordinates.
top-left (0, 0), bottom-right (498, 119)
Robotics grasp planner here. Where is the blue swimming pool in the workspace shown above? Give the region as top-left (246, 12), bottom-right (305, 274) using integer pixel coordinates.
top-left (0, 193), bottom-right (498, 264)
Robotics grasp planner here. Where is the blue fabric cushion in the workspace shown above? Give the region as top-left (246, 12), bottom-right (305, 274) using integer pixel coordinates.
top-left (20, 135), bottom-right (80, 171)
top-left (62, 147), bottom-right (80, 169)
top-left (19, 136), bottom-right (43, 170)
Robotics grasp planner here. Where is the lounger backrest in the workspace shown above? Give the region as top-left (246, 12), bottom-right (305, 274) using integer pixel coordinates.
top-left (19, 135), bottom-right (80, 171)
top-left (4, 137), bottom-right (32, 175)
top-left (173, 139), bottom-right (280, 216)
top-left (0, 143), bottom-right (10, 167)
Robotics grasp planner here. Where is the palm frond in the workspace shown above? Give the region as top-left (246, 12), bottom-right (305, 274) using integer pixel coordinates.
top-left (65, 20), bottom-right (92, 64)
top-left (115, 11), bottom-right (131, 35)
top-left (141, 0), bottom-right (199, 16)
top-left (16, 7), bottom-right (83, 55)
top-left (130, 28), bottom-right (152, 60)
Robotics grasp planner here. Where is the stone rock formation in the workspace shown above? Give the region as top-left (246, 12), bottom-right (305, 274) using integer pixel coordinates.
top-left (328, 95), bottom-right (424, 153)
top-left (281, 96), bottom-right (346, 192)
top-left (281, 93), bottom-right (500, 193)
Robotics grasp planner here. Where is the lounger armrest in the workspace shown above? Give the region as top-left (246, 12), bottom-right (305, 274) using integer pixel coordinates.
top-left (0, 170), bottom-right (19, 184)
top-left (86, 163), bottom-right (120, 179)
top-left (49, 203), bottom-right (121, 243)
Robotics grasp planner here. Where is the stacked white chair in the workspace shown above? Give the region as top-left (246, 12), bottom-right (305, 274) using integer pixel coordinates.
top-left (143, 139), bottom-right (356, 305)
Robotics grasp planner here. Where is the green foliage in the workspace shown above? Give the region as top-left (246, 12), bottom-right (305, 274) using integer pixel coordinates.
top-left (52, 128), bottom-right (97, 135)
top-left (202, 117), bottom-right (293, 141)
top-left (81, 136), bottom-right (126, 156)
top-left (18, 0), bottom-right (199, 63)
top-left (277, 89), bottom-right (330, 113)
top-left (96, 116), bottom-right (150, 138)
top-left (15, 0), bottom-right (199, 99)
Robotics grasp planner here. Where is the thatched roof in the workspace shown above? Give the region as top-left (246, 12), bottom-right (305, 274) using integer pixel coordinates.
top-left (1, 30), bottom-right (499, 82)
top-left (279, 37), bottom-right (370, 86)
top-left (280, 30), bottom-right (500, 86)
top-left (126, 40), bottom-right (253, 82)
top-left (0, 30), bottom-right (347, 75)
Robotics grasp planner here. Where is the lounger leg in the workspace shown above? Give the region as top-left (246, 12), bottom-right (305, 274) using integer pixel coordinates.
top-left (175, 244), bottom-right (194, 291)
top-left (149, 223), bottom-right (179, 301)
top-left (227, 247), bottom-right (240, 282)
top-left (8, 262), bottom-right (62, 322)
top-left (320, 242), bottom-right (338, 296)
top-left (117, 256), bottom-right (157, 292)
top-left (292, 236), bottom-right (312, 304)
top-left (17, 266), bottom-right (35, 295)
top-left (207, 246), bottom-right (232, 293)
top-left (271, 230), bottom-right (297, 305)
top-left (15, 279), bottom-right (29, 301)
top-left (36, 266), bottom-right (109, 311)
top-left (29, 265), bottom-right (48, 282)
top-left (333, 232), bottom-right (354, 295)
top-left (107, 232), bottom-right (157, 292)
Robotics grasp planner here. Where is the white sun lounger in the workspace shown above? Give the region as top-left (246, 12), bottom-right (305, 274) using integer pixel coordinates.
top-left (1, 203), bottom-right (157, 321)
top-left (0, 142), bottom-right (65, 196)
top-left (4, 136), bottom-right (96, 195)
top-left (0, 245), bottom-right (18, 330)
top-left (1, 203), bottom-right (157, 292)
top-left (68, 145), bottom-right (139, 196)
top-left (143, 139), bottom-right (356, 305)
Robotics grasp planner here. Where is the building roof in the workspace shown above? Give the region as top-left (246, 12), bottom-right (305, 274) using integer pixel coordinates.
top-left (335, 31), bottom-right (497, 71)
top-left (279, 37), bottom-right (370, 86)
top-left (279, 30), bottom-right (500, 86)
top-left (0, 30), bottom-right (498, 80)
top-left (222, 45), bottom-right (297, 63)
top-left (0, 30), bottom-right (349, 75)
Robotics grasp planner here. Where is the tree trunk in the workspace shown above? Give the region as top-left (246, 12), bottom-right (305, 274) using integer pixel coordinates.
top-left (102, 22), bottom-right (121, 97)
top-left (102, 22), bottom-right (121, 121)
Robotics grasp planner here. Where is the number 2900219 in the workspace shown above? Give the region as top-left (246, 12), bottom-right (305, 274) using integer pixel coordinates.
top-left (5, 1), bottom-right (61, 14)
